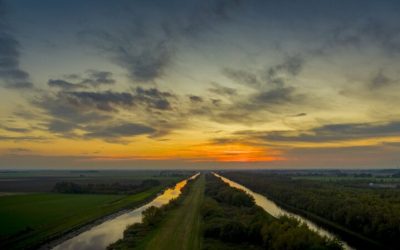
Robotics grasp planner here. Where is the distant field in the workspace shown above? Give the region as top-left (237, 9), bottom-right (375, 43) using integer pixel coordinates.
top-left (292, 176), bottom-right (400, 183)
top-left (0, 186), bottom-right (162, 249)
top-left (0, 170), bottom-right (189, 192)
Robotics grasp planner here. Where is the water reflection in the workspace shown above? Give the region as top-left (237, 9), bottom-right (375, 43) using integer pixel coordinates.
top-left (213, 173), bottom-right (354, 250)
top-left (52, 173), bottom-right (199, 250)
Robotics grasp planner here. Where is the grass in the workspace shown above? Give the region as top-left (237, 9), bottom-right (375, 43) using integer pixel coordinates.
top-left (0, 186), bottom-right (163, 249)
top-left (143, 174), bottom-right (205, 250)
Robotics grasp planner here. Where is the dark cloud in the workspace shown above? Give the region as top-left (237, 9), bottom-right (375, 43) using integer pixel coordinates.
top-left (47, 120), bottom-right (77, 133)
top-left (369, 70), bottom-right (394, 89)
top-left (222, 68), bottom-right (261, 89)
top-left (48, 79), bottom-right (84, 90)
top-left (0, 135), bottom-right (48, 142)
top-left (134, 87), bottom-right (173, 110)
top-left (252, 86), bottom-right (297, 105)
top-left (84, 123), bottom-right (155, 140)
top-left (32, 86), bottom-right (176, 141)
top-left (2, 126), bottom-right (30, 133)
top-left (62, 91), bottom-right (135, 112)
top-left (262, 55), bottom-right (304, 89)
top-left (261, 121), bottom-right (400, 142)
top-left (208, 82), bottom-right (237, 96)
top-left (81, 70), bottom-right (115, 86)
top-left (79, 29), bottom-right (173, 83)
top-left (189, 95), bottom-right (203, 103)
top-left (223, 55), bottom-right (305, 90)
top-left (48, 70), bottom-right (115, 90)
top-left (34, 93), bottom-right (114, 126)
top-left (291, 113), bottom-right (307, 117)
top-left (0, 1), bottom-right (33, 89)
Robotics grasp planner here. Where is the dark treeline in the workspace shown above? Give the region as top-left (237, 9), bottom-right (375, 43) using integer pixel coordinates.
top-left (203, 174), bottom-right (342, 250)
top-left (222, 172), bottom-right (400, 249)
top-left (53, 179), bottom-right (161, 194)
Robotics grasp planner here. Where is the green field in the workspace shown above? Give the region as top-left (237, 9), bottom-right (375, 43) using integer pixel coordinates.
top-left (144, 175), bottom-right (205, 250)
top-left (0, 186), bottom-right (162, 249)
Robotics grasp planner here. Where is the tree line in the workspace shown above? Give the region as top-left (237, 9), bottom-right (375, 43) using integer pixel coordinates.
top-left (202, 174), bottom-right (342, 250)
top-left (222, 171), bottom-right (400, 249)
top-left (53, 179), bottom-right (161, 194)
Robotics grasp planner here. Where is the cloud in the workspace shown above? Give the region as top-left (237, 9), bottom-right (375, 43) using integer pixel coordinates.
top-left (369, 70), bottom-right (394, 89)
top-left (134, 87), bottom-right (173, 110)
top-left (0, 135), bottom-right (48, 142)
top-left (32, 85), bottom-right (177, 141)
top-left (47, 120), bottom-right (77, 133)
top-left (77, 0), bottom-right (246, 84)
top-left (81, 70), bottom-right (115, 86)
top-left (62, 91), bottom-right (135, 112)
top-left (261, 121), bottom-right (400, 142)
top-left (1, 126), bottom-right (30, 133)
top-left (252, 86), bottom-right (298, 105)
top-left (208, 82), bottom-right (237, 96)
top-left (84, 122), bottom-right (156, 140)
top-left (264, 55), bottom-right (304, 86)
top-left (48, 79), bottom-right (84, 90)
top-left (48, 70), bottom-right (115, 90)
top-left (223, 54), bottom-right (305, 90)
top-left (189, 95), bottom-right (203, 103)
top-left (0, 1), bottom-right (33, 89)
top-left (79, 28), bottom-right (173, 83)
top-left (222, 68), bottom-right (261, 89)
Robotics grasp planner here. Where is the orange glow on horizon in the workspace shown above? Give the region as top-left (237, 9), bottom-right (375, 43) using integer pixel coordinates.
top-left (76, 142), bottom-right (283, 163)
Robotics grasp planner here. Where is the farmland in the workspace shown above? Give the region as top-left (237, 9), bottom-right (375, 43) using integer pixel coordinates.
top-left (0, 170), bottom-right (191, 249)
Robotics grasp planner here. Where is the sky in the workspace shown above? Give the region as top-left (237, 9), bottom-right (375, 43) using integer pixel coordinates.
top-left (1, 0), bottom-right (400, 169)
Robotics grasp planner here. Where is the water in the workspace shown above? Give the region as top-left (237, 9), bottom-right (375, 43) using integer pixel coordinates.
top-left (52, 173), bottom-right (199, 250)
top-left (213, 173), bottom-right (354, 250)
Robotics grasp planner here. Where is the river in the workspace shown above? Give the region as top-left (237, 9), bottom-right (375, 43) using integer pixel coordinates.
top-left (51, 173), bottom-right (199, 250)
top-left (213, 173), bottom-right (354, 250)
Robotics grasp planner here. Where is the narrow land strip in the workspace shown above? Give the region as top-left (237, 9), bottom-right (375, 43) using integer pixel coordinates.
top-left (144, 174), bottom-right (205, 250)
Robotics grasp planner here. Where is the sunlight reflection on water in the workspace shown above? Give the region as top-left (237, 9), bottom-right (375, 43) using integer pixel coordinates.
top-left (52, 173), bottom-right (199, 250)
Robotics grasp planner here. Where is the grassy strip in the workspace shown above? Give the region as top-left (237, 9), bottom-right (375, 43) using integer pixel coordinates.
top-left (145, 175), bottom-right (204, 250)
top-left (0, 186), bottom-right (163, 249)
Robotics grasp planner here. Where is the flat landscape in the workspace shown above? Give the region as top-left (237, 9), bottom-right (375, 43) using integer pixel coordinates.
top-left (0, 170), bottom-right (191, 249)
top-left (1, 169), bottom-right (400, 250)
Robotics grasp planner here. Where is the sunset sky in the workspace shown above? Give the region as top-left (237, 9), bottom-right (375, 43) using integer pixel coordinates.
top-left (1, 0), bottom-right (400, 169)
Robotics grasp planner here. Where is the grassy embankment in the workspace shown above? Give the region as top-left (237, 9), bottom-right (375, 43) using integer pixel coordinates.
top-left (0, 186), bottom-right (163, 249)
top-left (110, 174), bottom-right (205, 250)
top-left (145, 174), bottom-right (204, 250)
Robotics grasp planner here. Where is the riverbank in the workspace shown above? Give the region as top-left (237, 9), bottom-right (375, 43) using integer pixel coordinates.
top-left (53, 174), bottom-right (199, 250)
top-left (218, 172), bottom-right (389, 250)
top-left (265, 197), bottom-right (383, 250)
top-left (38, 190), bottom-right (161, 250)
top-left (108, 174), bottom-right (203, 250)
